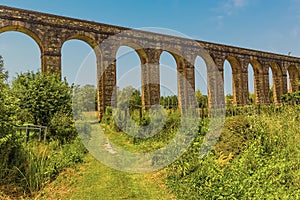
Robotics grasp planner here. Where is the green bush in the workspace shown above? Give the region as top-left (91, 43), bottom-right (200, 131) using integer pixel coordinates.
top-left (48, 111), bottom-right (77, 143)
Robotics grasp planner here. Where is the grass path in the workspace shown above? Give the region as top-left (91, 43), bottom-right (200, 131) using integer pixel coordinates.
top-left (37, 153), bottom-right (176, 200)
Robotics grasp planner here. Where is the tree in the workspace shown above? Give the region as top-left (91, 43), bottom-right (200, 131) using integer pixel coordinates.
top-left (0, 56), bottom-right (16, 138)
top-left (11, 72), bottom-right (73, 126)
top-left (160, 95), bottom-right (178, 109)
top-left (11, 71), bottom-right (76, 142)
top-left (195, 90), bottom-right (208, 108)
top-left (73, 84), bottom-right (97, 116)
top-left (129, 89), bottom-right (142, 112)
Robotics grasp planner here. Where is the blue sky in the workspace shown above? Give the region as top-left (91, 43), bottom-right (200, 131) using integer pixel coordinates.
top-left (1, 0), bottom-right (300, 95)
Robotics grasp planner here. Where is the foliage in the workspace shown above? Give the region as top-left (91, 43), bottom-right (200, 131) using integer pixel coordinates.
top-left (195, 90), bottom-right (208, 108)
top-left (11, 71), bottom-right (73, 127)
top-left (281, 91), bottom-right (300, 105)
top-left (128, 88), bottom-right (142, 112)
top-left (0, 56), bottom-right (88, 199)
top-left (48, 111), bottom-right (77, 143)
top-left (16, 138), bottom-right (87, 194)
top-left (160, 95), bottom-right (178, 109)
top-left (248, 92), bottom-right (255, 104)
top-left (166, 106), bottom-right (300, 199)
top-left (10, 71), bottom-right (77, 142)
top-left (73, 84), bottom-right (97, 116)
top-left (0, 56), bottom-right (16, 138)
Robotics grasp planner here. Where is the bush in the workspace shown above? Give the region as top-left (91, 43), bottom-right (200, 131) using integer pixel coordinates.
top-left (48, 112), bottom-right (77, 143)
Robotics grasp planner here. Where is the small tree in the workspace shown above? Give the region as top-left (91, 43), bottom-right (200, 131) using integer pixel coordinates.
top-left (11, 71), bottom-right (76, 142)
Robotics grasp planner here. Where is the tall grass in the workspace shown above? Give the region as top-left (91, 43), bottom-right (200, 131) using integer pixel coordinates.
top-left (165, 105), bottom-right (300, 199)
top-left (0, 137), bottom-right (87, 197)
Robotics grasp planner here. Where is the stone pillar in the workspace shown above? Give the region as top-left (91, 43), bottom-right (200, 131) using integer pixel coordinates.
top-left (272, 69), bottom-right (282, 105)
top-left (297, 66), bottom-right (300, 91)
top-left (177, 65), bottom-right (185, 111)
top-left (286, 63), bottom-right (299, 92)
top-left (289, 72), bottom-right (296, 92)
top-left (282, 73), bottom-right (288, 94)
top-left (142, 49), bottom-right (162, 109)
top-left (212, 56), bottom-right (225, 108)
top-left (41, 34), bottom-right (62, 74)
top-left (98, 49), bottom-right (116, 120)
top-left (253, 69), bottom-right (263, 104)
top-left (41, 51), bottom-right (61, 74)
top-left (261, 65), bottom-right (270, 105)
top-left (230, 58), bottom-right (247, 106)
top-left (177, 58), bottom-right (198, 113)
top-left (183, 58), bottom-right (196, 110)
top-left (239, 60), bottom-right (249, 105)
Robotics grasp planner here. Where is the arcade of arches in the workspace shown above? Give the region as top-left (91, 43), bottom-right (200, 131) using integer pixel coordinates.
top-left (1, 6), bottom-right (300, 120)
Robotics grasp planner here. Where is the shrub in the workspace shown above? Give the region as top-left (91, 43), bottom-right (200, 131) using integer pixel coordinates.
top-left (48, 112), bottom-right (77, 143)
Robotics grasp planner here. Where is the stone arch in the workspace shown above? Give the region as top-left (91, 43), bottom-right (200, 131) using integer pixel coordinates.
top-left (249, 59), bottom-right (264, 104)
top-left (61, 38), bottom-right (98, 82)
top-left (63, 34), bottom-right (103, 59)
top-left (194, 56), bottom-right (208, 95)
top-left (61, 35), bottom-right (104, 119)
top-left (270, 62), bottom-right (284, 104)
top-left (63, 34), bottom-right (102, 63)
top-left (0, 25), bottom-right (43, 52)
top-left (159, 48), bottom-right (195, 111)
top-left (112, 41), bottom-right (148, 64)
top-left (158, 50), bottom-right (183, 109)
top-left (0, 25), bottom-right (42, 77)
top-left (66, 34), bottom-right (98, 49)
top-left (198, 51), bottom-right (225, 108)
top-left (287, 64), bottom-right (300, 92)
top-left (224, 56), bottom-right (243, 105)
top-left (114, 43), bottom-right (151, 110)
top-left (158, 45), bottom-right (185, 69)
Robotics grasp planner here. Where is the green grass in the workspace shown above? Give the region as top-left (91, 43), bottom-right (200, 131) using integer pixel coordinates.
top-left (33, 121), bottom-right (176, 200)
top-left (36, 153), bottom-right (175, 200)
top-left (70, 154), bottom-right (175, 200)
top-left (165, 106), bottom-right (300, 199)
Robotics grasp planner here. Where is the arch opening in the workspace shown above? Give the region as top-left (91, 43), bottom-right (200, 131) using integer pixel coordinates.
top-left (248, 63), bottom-right (255, 104)
top-left (223, 59), bottom-right (233, 105)
top-left (116, 46), bottom-right (142, 91)
top-left (269, 63), bottom-right (284, 104)
top-left (287, 65), bottom-right (299, 92)
top-left (0, 31), bottom-right (41, 83)
top-left (194, 55), bottom-right (208, 109)
top-left (159, 51), bottom-right (178, 109)
top-left (0, 25), bottom-right (43, 51)
top-left (62, 39), bottom-right (97, 86)
top-left (269, 67), bottom-right (274, 104)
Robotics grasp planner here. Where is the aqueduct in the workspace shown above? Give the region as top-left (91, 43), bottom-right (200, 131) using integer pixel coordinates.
top-left (1, 6), bottom-right (300, 120)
